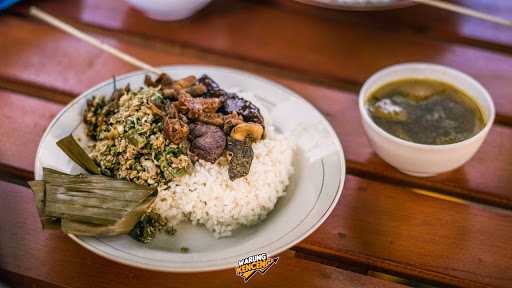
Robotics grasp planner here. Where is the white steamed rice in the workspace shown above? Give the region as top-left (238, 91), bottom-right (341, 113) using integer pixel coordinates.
top-left (154, 135), bottom-right (294, 237)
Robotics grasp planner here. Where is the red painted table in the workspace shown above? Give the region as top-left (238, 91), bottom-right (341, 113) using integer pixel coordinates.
top-left (1, 1), bottom-right (512, 287)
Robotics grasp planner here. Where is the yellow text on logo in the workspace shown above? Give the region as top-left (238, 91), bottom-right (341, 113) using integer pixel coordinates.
top-left (235, 253), bottom-right (278, 282)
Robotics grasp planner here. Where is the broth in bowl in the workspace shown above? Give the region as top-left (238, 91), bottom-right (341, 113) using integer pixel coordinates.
top-left (366, 78), bottom-right (485, 145)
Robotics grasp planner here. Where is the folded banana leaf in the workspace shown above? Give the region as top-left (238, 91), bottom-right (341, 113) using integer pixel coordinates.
top-left (44, 200), bottom-right (127, 226)
top-left (43, 168), bottom-right (151, 201)
top-left (61, 195), bottom-right (155, 236)
top-left (57, 135), bottom-right (101, 175)
top-left (28, 180), bottom-right (45, 216)
top-left (27, 180), bottom-right (60, 229)
top-left (28, 168), bottom-right (157, 236)
top-left (42, 168), bottom-right (155, 226)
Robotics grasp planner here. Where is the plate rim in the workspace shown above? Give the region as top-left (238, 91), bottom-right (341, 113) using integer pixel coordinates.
top-left (34, 64), bottom-right (346, 272)
top-left (293, 0), bottom-right (416, 11)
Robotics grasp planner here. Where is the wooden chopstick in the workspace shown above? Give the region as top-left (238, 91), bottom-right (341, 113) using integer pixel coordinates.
top-left (412, 0), bottom-right (512, 27)
top-left (28, 6), bottom-right (162, 75)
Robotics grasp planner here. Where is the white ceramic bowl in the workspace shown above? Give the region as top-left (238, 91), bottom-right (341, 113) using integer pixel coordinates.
top-left (125, 0), bottom-right (212, 21)
top-left (359, 63), bottom-right (495, 177)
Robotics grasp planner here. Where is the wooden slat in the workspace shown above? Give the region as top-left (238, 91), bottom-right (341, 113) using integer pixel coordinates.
top-left (0, 270), bottom-right (59, 288)
top-left (0, 17), bottom-right (511, 207)
top-left (272, 0), bottom-right (512, 52)
top-left (28, 0), bottom-right (512, 51)
top-left (23, 0), bottom-right (512, 124)
top-left (0, 17), bottom-right (187, 95)
top-left (0, 91), bottom-right (61, 173)
top-left (0, 180), bottom-right (405, 288)
top-left (298, 176), bottom-right (512, 288)
top-left (3, 175), bottom-right (512, 287)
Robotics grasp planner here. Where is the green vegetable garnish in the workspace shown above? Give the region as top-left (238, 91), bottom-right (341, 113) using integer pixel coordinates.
top-left (130, 212), bottom-right (167, 244)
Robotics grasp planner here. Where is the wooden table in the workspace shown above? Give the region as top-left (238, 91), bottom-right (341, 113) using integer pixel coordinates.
top-left (1, 0), bottom-right (512, 287)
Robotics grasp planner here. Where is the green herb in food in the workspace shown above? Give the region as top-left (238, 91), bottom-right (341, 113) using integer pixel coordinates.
top-left (130, 211), bottom-right (168, 244)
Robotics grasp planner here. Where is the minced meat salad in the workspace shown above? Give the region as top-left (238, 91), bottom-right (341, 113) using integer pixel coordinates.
top-left (83, 73), bottom-right (265, 188)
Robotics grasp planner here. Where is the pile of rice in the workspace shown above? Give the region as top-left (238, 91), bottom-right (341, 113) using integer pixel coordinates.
top-left (154, 136), bottom-right (294, 237)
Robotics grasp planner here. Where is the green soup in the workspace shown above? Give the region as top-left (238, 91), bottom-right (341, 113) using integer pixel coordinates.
top-left (366, 78), bottom-right (485, 145)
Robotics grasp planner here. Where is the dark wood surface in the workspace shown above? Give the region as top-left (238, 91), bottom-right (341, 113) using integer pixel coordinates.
top-left (1, 1), bottom-right (512, 287)
top-left (26, 0), bottom-right (512, 125)
top-left (2, 16), bottom-right (512, 208)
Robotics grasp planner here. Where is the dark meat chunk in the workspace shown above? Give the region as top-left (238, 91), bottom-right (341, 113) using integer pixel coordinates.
top-left (220, 93), bottom-right (264, 125)
top-left (197, 75), bottom-right (227, 98)
top-left (144, 73), bottom-right (173, 88)
top-left (197, 113), bottom-right (224, 126)
top-left (176, 93), bottom-right (222, 118)
top-left (195, 75), bottom-right (264, 125)
top-left (226, 137), bottom-right (254, 180)
top-left (173, 76), bottom-right (197, 89)
top-left (144, 75), bottom-right (155, 87)
top-left (164, 117), bottom-right (189, 144)
top-left (162, 88), bottom-right (178, 100)
top-left (185, 84), bottom-right (207, 96)
top-left (189, 123), bottom-right (226, 163)
top-left (155, 73), bottom-right (173, 87)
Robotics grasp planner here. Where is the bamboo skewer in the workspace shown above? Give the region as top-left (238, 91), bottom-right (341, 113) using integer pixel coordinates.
top-left (412, 0), bottom-right (512, 27)
top-left (29, 6), bottom-right (162, 75)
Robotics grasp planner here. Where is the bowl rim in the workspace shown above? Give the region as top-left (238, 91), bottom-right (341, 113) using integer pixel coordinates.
top-left (358, 62), bottom-right (496, 150)
top-left (34, 64), bottom-right (346, 272)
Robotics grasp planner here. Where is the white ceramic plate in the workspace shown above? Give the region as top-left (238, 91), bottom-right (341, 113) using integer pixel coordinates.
top-left (294, 0), bottom-right (415, 10)
top-left (34, 65), bottom-right (345, 272)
